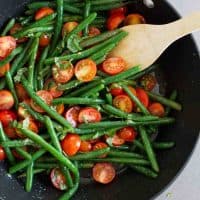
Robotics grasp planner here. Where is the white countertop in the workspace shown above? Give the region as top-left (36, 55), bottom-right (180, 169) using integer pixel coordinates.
top-left (156, 1), bottom-right (200, 200)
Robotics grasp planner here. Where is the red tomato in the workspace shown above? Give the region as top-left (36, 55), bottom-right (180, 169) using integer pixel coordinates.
top-left (109, 83), bottom-right (124, 96)
top-left (31, 90), bottom-right (53, 113)
top-left (110, 134), bottom-right (125, 146)
top-left (113, 95), bottom-right (133, 113)
top-left (79, 141), bottom-right (92, 152)
top-left (35, 7), bottom-right (54, 20)
top-left (88, 26), bottom-right (101, 36)
top-left (124, 14), bottom-right (146, 25)
top-left (148, 102), bottom-right (165, 117)
top-left (75, 59), bottom-right (97, 82)
top-left (39, 33), bottom-right (51, 47)
top-left (65, 106), bottom-right (81, 128)
top-left (78, 107), bottom-right (101, 123)
top-left (102, 57), bottom-right (126, 75)
top-left (109, 7), bottom-right (127, 16)
top-left (52, 61), bottom-right (74, 84)
top-left (0, 63), bottom-right (10, 77)
top-left (107, 13), bottom-right (125, 30)
top-left (4, 126), bottom-right (18, 139)
top-left (117, 127), bottom-right (137, 142)
top-left (92, 163), bottom-right (116, 184)
top-left (44, 78), bottom-right (63, 98)
top-left (0, 90), bottom-right (14, 110)
top-left (0, 146), bottom-right (6, 160)
top-left (93, 142), bottom-right (108, 158)
top-left (0, 110), bottom-right (17, 127)
top-left (0, 36), bottom-right (16, 60)
top-left (62, 22), bottom-right (80, 37)
top-left (55, 104), bottom-right (65, 115)
top-left (10, 23), bottom-right (27, 43)
top-left (61, 134), bottom-right (81, 156)
top-left (50, 168), bottom-right (67, 190)
top-left (15, 83), bottom-right (29, 101)
top-left (135, 88), bottom-right (149, 108)
top-left (140, 74), bottom-right (157, 91)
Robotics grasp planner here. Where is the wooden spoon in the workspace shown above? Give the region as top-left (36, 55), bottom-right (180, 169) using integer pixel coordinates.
top-left (110, 12), bottom-right (200, 70)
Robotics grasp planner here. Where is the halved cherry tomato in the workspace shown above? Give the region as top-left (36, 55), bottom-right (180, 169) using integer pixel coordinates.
top-left (0, 146), bottom-right (6, 160)
top-left (135, 88), bottom-right (149, 108)
top-left (65, 106), bottom-right (81, 128)
top-left (39, 33), bottom-right (51, 47)
top-left (107, 13), bottom-right (125, 30)
top-left (61, 133), bottom-right (81, 156)
top-left (44, 78), bottom-right (63, 98)
top-left (109, 134), bottom-right (125, 146)
top-left (102, 57), bottom-right (126, 75)
top-left (0, 63), bottom-right (10, 77)
top-left (10, 23), bottom-right (27, 43)
top-left (0, 36), bottom-right (16, 60)
top-left (124, 13), bottom-right (146, 25)
top-left (140, 74), bottom-right (157, 91)
top-left (79, 141), bottom-right (92, 152)
top-left (78, 107), bottom-right (101, 123)
top-left (15, 83), bottom-right (29, 101)
top-left (17, 99), bottom-right (31, 119)
top-left (109, 7), bottom-right (127, 16)
top-left (113, 95), bottom-right (133, 113)
top-left (52, 61), bottom-right (74, 84)
top-left (92, 163), bottom-right (116, 184)
top-left (93, 142), bottom-right (108, 158)
top-left (88, 26), bottom-right (101, 36)
top-left (35, 7), bottom-right (54, 20)
top-left (0, 90), bottom-right (14, 110)
top-left (148, 102), bottom-right (165, 117)
top-left (50, 168), bottom-right (67, 191)
top-left (0, 110), bottom-right (17, 127)
top-left (55, 104), bottom-right (65, 115)
top-left (31, 90), bottom-right (53, 113)
top-left (4, 126), bottom-right (18, 139)
top-left (75, 59), bottom-right (97, 82)
top-left (117, 127), bottom-right (137, 142)
top-left (62, 22), bottom-right (81, 37)
top-left (109, 83), bottom-right (124, 97)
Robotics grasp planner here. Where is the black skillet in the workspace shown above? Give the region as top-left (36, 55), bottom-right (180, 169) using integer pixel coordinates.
top-left (0, 0), bottom-right (200, 199)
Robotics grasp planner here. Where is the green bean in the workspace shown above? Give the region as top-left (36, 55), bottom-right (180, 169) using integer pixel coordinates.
top-left (1, 18), bottom-right (15, 36)
top-left (35, 162), bottom-right (58, 169)
top-left (129, 165), bottom-right (158, 178)
top-left (78, 162), bottom-right (94, 168)
top-left (20, 16), bottom-right (33, 26)
top-left (97, 70), bottom-right (109, 78)
top-left (108, 150), bottom-right (144, 159)
top-left (83, 0), bottom-right (91, 36)
top-left (0, 122), bottom-right (15, 164)
top-left (21, 77), bottom-right (73, 131)
top-left (15, 148), bottom-right (32, 160)
top-left (106, 94), bottom-right (113, 105)
top-left (0, 79), bottom-right (6, 90)
top-left (5, 71), bottom-right (19, 109)
top-left (152, 142), bottom-right (175, 149)
top-left (0, 139), bottom-right (37, 148)
top-left (59, 182), bottom-right (79, 200)
top-left (61, 166), bottom-right (74, 188)
top-left (91, 0), bottom-right (126, 5)
top-left (0, 46), bottom-right (23, 67)
top-left (58, 79), bottom-right (83, 91)
top-left (52, 97), bottom-right (105, 105)
top-left (18, 169), bottom-right (46, 178)
top-left (133, 139), bottom-right (145, 151)
top-left (165, 90), bottom-right (178, 116)
top-left (147, 91), bottom-right (182, 111)
top-left (139, 127), bottom-right (159, 172)
top-left (63, 15), bottom-right (83, 22)
top-left (25, 162), bottom-right (34, 192)
top-left (80, 84), bottom-right (105, 97)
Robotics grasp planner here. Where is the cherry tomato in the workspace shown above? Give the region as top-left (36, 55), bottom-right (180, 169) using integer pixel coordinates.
top-left (0, 63), bottom-right (10, 77)
top-left (93, 142), bottom-right (108, 158)
top-left (140, 74), bottom-right (157, 91)
top-left (148, 102), bottom-right (165, 117)
top-left (0, 110), bottom-right (17, 127)
top-left (39, 33), bottom-right (51, 47)
top-left (109, 83), bottom-right (124, 96)
top-left (135, 88), bottom-right (149, 108)
top-left (65, 106), bottom-right (81, 128)
top-left (0, 36), bottom-right (16, 60)
top-left (92, 163), bottom-right (116, 184)
top-left (109, 7), bottom-right (127, 16)
top-left (52, 61), bottom-right (74, 84)
top-left (44, 78), bottom-right (63, 98)
top-left (31, 90), bottom-right (53, 113)
top-left (113, 95), bottom-right (133, 113)
top-left (79, 141), bottom-right (92, 152)
top-left (55, 104), bottom-right (65, 115)
top-left (0, 90), bottom-right (14, 110)
top-left (0, 146), bottom-right (6, 160)
top-left (50, 168), bottom-right (67, 190)
top-left (107, 13), bottom-right (125, 30)
top-left (10, 23), bottom-right (27, 43)
top-left (62, 22), bottom-right (81, 37)
top-left (75, 59), bottom-right (97, 82)
top-left (124, 14), bottom-right (146, 26)
top-left (17, 99), bottom-right (31, 119)
top-left (109, 134), bottom-right (125, 146)
top-left (15, 83), bottom-right (29, 101)
top-left (61, 134), bottom-right (81, 156)
top-left (102, 57), bottom-right (126, 75)
top-left (35, 7), bottom-right (54, 20)
top-left (117, 127), bottom-right (137, 142)
top-left (78, 107), bottom-right (101, 123)
top-left (4, 126), bottom-right (18, 139)
top-left (88, 26), bottom-right (101, 36)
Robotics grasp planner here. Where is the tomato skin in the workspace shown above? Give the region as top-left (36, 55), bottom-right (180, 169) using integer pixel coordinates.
top-left (0, 63), bottom-right (10, 77)
top-left (4, 126), bottom-right (18, 139)
top-left (0, 90), bottom-right (14, 110)
top-left (124, 14), bottom-right (146, 25)
top-left (62, 22), bottom-right (81, 37)
top-left (39, 33), bottom-right (51, 47)
top-left (102, 57), bottom-right (126, 75)
top-left (110, 134), bottom-right (125, 146)
top-left (0, 146), bottom-right (6, 160)
top-left (35, 7), bottom-right (54, 20)
top-left (0, 36), bottom-right (16, 60)
top-left (107, 13), bottom-right (125, 30)
top-left (52, 61), bottom-right (74, 84)
top-left (65, 106), bottom-right (81, 128)
top-left (113, 95), bottom-right (133, 113)
top-left (55, 104), bottom-right (65, 115)
top-left (93, 142), bottom-right (108, 158)
top-left (88, 26), bottom-right (101, 36)
top-left (148, 102), bottom-right (165, 117)
top-left (15, 83), bottom-right (29, 101)
top-left (109, 7), bottom-right (127, 16)
top-left (75, 59), bottom-right (97, 82)
top-left (79, 141), bottom-right (92, 152)
top-left (61, 134), bottom-right (81, 156)
top-left (110, 87), bottom-right (124, 97)
top-left (140, 74), bottom-right (157, 91)
top-left (135, 88), bottom-right (149, 108)
top-left (117, 127), bottom-right (137, 142)
top-left (92, 163), bottom-right (116, 184)
top-left (0, 110), bottom-right (17, 127)
top-left (78, 107), bottom-right (101, 123)
top-left (10, 23), bottom-right (27, 43)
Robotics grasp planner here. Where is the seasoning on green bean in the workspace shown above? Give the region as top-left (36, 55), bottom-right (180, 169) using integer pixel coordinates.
top-left (0, 139), bottom-right (37, 148)
top-left (58, 79), bottom-right (83, 91)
